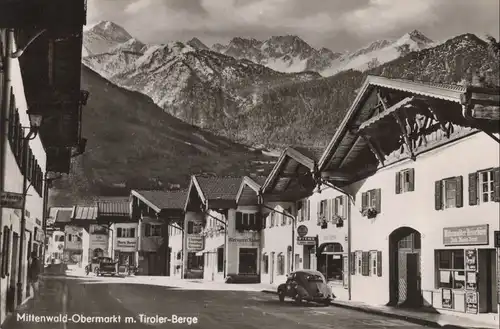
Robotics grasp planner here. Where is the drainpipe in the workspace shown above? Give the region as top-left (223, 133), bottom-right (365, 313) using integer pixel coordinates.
top-left (41, 172), bottom-right (49, 270)
top-left (17, 137), bottom-right (29, 305)
top-left (317, 179), bottom-right (355, 301)
top-left (0, 28), bottom-right (14, 328)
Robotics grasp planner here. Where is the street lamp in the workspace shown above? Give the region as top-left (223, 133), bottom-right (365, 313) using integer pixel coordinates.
top-left (17, 114), bottom-right (43, 304)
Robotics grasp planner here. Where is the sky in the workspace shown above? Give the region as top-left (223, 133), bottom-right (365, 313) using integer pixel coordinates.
top-left (86, 0), bottom-right (500, 52)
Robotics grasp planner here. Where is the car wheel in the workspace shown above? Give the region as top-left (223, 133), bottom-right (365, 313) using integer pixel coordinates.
top-left (278, 290), bottom-right (285, 302)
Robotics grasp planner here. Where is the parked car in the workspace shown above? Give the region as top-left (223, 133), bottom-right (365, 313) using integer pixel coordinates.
top-left (85, 257), bottom-right (118, 276)
top-left (277, 270), bottom-right (334, 305)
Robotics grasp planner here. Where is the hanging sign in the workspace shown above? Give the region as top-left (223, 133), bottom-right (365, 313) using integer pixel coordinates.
top-left (442, 288), bottom-right (452, 309)
top-left (297, 236), bottom-right (315, 245)
top-left (0, 191), bottom-right (24, 209)
top-left (465, 249), bottom-right (477, 271)
top-left (297, 225), bottom-right (308, 237)
top-left (465, 291), bottom-right (478, 314)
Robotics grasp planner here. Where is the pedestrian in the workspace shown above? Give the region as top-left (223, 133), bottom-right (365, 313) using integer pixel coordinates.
top-left (28, 251), bottom-right (41, 298)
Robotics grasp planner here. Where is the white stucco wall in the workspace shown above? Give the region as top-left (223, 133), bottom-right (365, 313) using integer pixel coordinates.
top-left (168, 224), bottom-right (183, 278)
top-left (345, 132), bottom-right (500, 306)
top-left (0, 37), bottom-right (46, 322)
top-left (202, 210), bottom-right (225, 282)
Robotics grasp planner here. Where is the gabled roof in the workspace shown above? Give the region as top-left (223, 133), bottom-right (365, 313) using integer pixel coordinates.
top-left (97, 201), bottom-right (129, 217)
top-left (236, 176), bottom-right (267, 203)
top-left (262, 147), bottom-right (316, 194)
top-left (54, 208), bottom-right (73, 223)
top-left (318, 75), bottom-right (500, 171)
top-left (185, 175), bottom-right (243, 211)
top-left (131, 189), bottom-right (188, 212)
top-left (72, 205), bottom-right (98, 220)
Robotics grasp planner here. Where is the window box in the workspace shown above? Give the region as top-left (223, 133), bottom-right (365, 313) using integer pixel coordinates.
top-left (361, 189), bottom-right (381, 217)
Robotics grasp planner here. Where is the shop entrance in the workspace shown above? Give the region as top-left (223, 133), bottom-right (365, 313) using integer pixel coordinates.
top-left (318, 243), bottom-right (344, 283)
top-left (389, 227), bottom-right (422, 307)
top-left (478, 249), bottom-right (498, 313)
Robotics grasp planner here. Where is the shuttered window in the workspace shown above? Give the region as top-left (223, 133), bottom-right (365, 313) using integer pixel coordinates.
top-left (377, 251), bottom-right (382, 277)
top-left (395, 168), bottom-right (415, 194)
top-left (1, 226), bottom-right (11, 278)
top-left (350, 252), bottom-right (356, 275)
top-left (235, 212), bottom-right (243, 231)
top-left (361, 189), bottom-right (382, 215)
top-left (435, 176), bottom-right (463, 210)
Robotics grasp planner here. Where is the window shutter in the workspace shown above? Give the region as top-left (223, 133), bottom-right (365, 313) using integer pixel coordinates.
top-left (408, 168), bottom-right (415, 192)
top-left (395, 172), bottom-right (401, 194)
top-left (144, 224), bottom-right (151, 237)
top-left (377, 251), bottom-right (382, 277)
top-left (434, 180), bottom-right (443, 210)
top-left (468, 172), bottom-right (478, 206)
top-left (374, 189), bottom-right (382, 213)
top-left (342, 195), bottom-right (348, 219)
top-left (236, 212), bottom-right (242, 230)
top-left (362, 252), bottom-right (369, 276)
top-left (455, 176), bottom-right (463, 208)
top-left (334, 197), bottom-right (339, 216)
top-left (361, 192), bottom-right (368, 214)
top-left (307, 200), bottom-right (310, 220)
top-left (350, 252), bottom-right (355, 275)
top-left (493, 167), bottom-right (500, 202)
top-left (317, 202), bottom-right (321, 225)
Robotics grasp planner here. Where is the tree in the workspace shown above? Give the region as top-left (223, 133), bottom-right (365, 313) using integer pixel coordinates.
top-left (367, 57), bottom-right (381, 70)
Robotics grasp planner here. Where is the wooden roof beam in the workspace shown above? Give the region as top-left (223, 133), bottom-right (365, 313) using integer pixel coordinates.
top-left (359, 133), bottom-right (385, 166)
top-left (392, 111), bottom-right (415, 160)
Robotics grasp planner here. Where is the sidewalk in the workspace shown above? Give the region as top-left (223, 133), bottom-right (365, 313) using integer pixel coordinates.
top-left (261, 288), bottom-right (498, 329)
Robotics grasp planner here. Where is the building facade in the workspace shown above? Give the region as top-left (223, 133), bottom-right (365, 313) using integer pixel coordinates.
top-left (316, 76), bottom-right (500, 318)
top-left (63, 225), bottom-right (89, 268)
top-left (112, 222), bottom-right (138, 268)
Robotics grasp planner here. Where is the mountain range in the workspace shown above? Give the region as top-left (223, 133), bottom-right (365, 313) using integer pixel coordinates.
top-left (57, 21), bottom-right (499, 203)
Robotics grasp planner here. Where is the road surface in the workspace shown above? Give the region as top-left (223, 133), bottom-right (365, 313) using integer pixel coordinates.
top-left (4, 275), bottom-right (427, 329)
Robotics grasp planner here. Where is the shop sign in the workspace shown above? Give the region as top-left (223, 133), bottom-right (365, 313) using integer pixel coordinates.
top-left (34, 229), bottom-right (44, 242)
top-left (441, 288), bottom-right (452, 309)
top-left (116, 238), bottom-right (137, 251)
top-left (465, 249), bottom-right (477, 271)
top-left (443, 225), bottom-right (489, 246)
top-left (297, 236), bottom-right (315, 245)
top-left (187, 235), bottom-right (204, 251)
top-left (465, 291), bottom-right (478, 314)
top-left (297, 225), bottom-right (308, 237)
top-left (228, 237), bottom-right (259, 243)
top-left (0, 191), bottom-right (24, 209)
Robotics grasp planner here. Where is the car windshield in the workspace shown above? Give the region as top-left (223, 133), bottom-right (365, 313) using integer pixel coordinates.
top-left (100, 258), bottom-right (114, 264)
top-left (304, 274), bottom-right (324, 282)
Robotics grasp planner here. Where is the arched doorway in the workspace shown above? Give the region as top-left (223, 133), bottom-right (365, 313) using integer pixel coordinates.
top-left (93, 248), bottom-right (104, 258)
top-left (318, 243), bottom-right (344, 283)
top-left (389, 227), bottom-right (422, 307)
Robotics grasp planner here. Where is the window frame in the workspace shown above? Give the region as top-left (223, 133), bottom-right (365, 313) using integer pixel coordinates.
top-left (355, 250), bottom-right (362, 275)
top-left (435, 249), bottom-right (466, 290)
top-left (443, 178), bottom-right (458, 209)
top-left (369, 250), bottom-right (378, 276)
top-left (478, 169), bottom-right (494, 203)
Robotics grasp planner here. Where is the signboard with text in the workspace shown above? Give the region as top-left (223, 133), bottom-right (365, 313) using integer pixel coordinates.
top-left (297, 236), bottom-right (316, 245)
top-left (187, 235), bottom-right (204, 251)
top-left (443, 225), bottom-right (489, 246)
top-left (297, 225), bottom-right (308, 237)
top-left (0, 191), bottom-right (24, 209)
top-left (115, 238), bottom-right (137, 252)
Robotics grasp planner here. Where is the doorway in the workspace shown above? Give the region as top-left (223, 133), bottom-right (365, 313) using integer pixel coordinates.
top-left (8, 233), bottom-right (19, 312)
top-left (389, 227), bottom-right (422, 307)
top-left (478, 249), bottom-right (498, 313)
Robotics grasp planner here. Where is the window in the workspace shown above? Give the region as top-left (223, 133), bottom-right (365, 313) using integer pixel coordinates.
top-left (298, 199), bottom-right (310, 221)
top-left (217, 248), bottom-right (224, 273)
top-left (235, 212), bottom-right (261, 231)
top-left (369, 251), bottom-right (382, 277)
top-left (262, 254), bottom-right (269, 274)
top-left (355, 251), bottom-right (362, 275)
top-left (187, 222), bottom-right (194, 234)
top-left (435, 250), bottom-right (465, 289)
top-left (277, 253), bottom-right (285, 275)
top-left (361, 189), bottom-right (381, 215)
top-left (480, 170), bottom-right (494, 202)
top-left (117, 227), bottom-right (136, 238)
top-left (270, 212), bottom-right (275, 227)
top-left (67, 234), bottom-right (72, 242)
top-left (90, 225), bottom-right (107, 235)
top-left (145, 224), bottom-right (162, 237)
top-left (435, 176), bottom-right (463, 210)
top-left (239, 248), bottom-right (258, 274)
top-left (396, 168), bottom-right (415, 194)
top-left (281, 211), bottom-right (286, 226)
top-left (469, 168), bottom-right (500, 205)
top-left (318, 248), bottom-right (343, 282)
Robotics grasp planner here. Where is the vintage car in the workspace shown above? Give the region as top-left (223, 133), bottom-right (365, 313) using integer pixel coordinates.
top-left (86, 257), bottom-right (118, 276)
top-left (277, 270), bottom-right (334, 305)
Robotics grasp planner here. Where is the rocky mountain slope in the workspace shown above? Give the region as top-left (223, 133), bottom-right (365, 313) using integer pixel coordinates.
top-left (83, 22), bottom-right (498, 150)
top-left (211, 30), bottom-right (434, 75)
top-left (50, 65), bottom-right (276, 205)
top-left (83, 22), bottom-right (318, 131)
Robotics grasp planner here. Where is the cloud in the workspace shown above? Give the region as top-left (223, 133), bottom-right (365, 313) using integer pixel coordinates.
top-left (342, 0), bottom-right (438, 36)
top-left (124, 0), bottom-right (153, 14)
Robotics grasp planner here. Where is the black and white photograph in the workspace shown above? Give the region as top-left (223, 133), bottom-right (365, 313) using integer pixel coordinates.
top-left (0, 0), bottom-right (499, 328)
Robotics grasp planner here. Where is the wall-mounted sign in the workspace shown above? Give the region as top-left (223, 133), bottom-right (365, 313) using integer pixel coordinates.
top-left (442, 288), bottom-right (452, 309)
top-left (0, 191), bottom-right (24, 209)
top-left (465, 249), bottom-right (477, 271)
top-left (187, 235), bottom-right (204, 251)
top-left (116, 238), bottom-right (137, 251)
top-left (228, 238), bottom-right (260, 243)
top-left (443, 225), bottom-right (489, 246)
top-left (297, 236), bottom-right (315, 245)
top-left (297, 225), bottom-right (308, 237)
top-left (465, 291), bottom-right (478, 314)
top-left (495, 231), bottom-right (500, 248)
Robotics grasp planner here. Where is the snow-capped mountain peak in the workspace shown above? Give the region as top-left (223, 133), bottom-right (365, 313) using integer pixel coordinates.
top-left (187, 38), bottom-right (209, 50)
top-left (88, 21), bottom-right (132, 43)
top-left (83, 20), bottom-right (136, 56)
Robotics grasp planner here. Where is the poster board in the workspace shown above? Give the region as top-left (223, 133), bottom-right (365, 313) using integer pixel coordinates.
top-left (465, 291), bottom-right (478, 314)
top-left (442, 288), bottom-right (452, 309)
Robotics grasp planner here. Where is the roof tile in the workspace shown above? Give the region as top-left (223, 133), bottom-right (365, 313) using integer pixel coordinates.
top-left (135, 189), bottom-right (188, 210)
top-left (195, 176), bottom-right (242, 201)
top-left (97, 201), bottom-right (129, 217)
